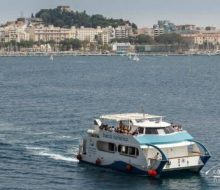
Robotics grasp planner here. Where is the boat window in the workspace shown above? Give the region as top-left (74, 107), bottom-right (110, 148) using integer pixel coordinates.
top-left (108, 142), bottom-right (116, 152)
top-left (118, 145), bottom-right (139, 157)
top-left (144, 127), bottom-right (175, 135)
top-left (97, 141), bottom-right (116, 153)
top-left (157, 128), bottom-right (166, 135)
top-left (145, 128), bottom-right (158, 134)
top-left (164, 126), bottom-right (175, 134)
top-left (138, 127), bottom-right (144, 134)
top-left (128, 147), bottom-right (136, 156)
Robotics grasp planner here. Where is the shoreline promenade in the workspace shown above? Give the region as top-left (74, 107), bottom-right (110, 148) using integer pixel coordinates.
top-left (0, 51), bottom-right (219, 57)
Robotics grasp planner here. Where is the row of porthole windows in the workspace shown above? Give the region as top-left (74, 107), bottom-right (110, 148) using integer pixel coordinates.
top-left (96, 141), bottom-right (139, 157)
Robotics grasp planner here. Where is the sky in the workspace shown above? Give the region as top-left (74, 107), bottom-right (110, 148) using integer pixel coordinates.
top-left (0, 0), bottom-right (220, 28)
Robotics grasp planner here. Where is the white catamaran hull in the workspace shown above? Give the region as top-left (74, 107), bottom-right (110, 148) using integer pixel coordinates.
top-left (77, 113), bottom-right (210, 177)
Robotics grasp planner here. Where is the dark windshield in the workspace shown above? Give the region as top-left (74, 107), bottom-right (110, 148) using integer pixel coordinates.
top-left (144, 126), bottom-right (175, 134)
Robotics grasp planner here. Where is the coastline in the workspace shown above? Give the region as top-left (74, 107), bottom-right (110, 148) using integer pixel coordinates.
top-left (0, 51), bottom-right (220, 57)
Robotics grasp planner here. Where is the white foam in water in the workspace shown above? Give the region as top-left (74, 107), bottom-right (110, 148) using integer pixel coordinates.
top-left (39, 152), bottom-right (78, 162)
top-left (25, 146), bottom-right (79, 163)
top-left (61, 135), bottom-right (72, 139)
top-left (33, 132), bottom-right (54, 135)
top-left (25, 146), bottom-right (49, 151)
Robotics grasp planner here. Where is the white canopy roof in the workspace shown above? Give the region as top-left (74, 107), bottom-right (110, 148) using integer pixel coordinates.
top-left (100, 113), bottom-right (163, 121)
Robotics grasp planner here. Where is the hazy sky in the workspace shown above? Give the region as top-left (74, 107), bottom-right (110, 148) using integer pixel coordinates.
top-left (1, 0), bottom-right (220, 28)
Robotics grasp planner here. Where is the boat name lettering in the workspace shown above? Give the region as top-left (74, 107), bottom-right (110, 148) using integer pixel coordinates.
top-left (103, 133), bottom-right (128, 142)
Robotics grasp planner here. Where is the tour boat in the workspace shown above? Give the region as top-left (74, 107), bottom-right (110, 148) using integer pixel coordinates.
top-left (77, 113), bottom-right (210, 177)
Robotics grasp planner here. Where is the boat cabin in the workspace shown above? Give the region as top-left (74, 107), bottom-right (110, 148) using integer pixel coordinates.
top-left (93, 113), bottom-right (182, 136)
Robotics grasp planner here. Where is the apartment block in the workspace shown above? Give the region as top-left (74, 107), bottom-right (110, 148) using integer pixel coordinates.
top-left (71, 26), bottom-right (102, 42)
top-left (0, 24), bottom-right (29, 42)
top-left (194, 32), bottom-right (220, 45)
top-left (153, 26), bottom-right (164, 37)
top-left (30, 25), bottom-right (71, 42)
top-left (114, 24), bottom-right (133, 38)
top-left (181, 32), bottom-right (220, 45)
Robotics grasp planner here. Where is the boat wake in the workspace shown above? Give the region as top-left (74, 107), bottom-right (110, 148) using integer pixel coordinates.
top-left (38, 152), bottom-right (78, 162)
top-left (25, 146), bottom-right (79, 163)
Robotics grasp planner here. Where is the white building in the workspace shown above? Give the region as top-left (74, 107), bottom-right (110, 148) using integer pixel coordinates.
top-left (31, 25), bottom-right (71, 42)
top-left (112, 42), bottom-right (132, 53)
top-left (181, 32), bottom-right (220, 46)
top-left (70, 26), bottom-right (102, 43)
top-left (0, 24), bottom-right (29, 42)
top-left (153, 26), bottom-right (164, 37)
top-left (194, 32), bottom-right (220, 45)
top-left (114, 25), bottom-right (133, 39)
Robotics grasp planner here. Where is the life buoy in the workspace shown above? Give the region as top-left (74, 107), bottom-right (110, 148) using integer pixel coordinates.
top-left (96, 158), bottom-right (102, 165)
top-left (147, 169), bottom-right (157, 177)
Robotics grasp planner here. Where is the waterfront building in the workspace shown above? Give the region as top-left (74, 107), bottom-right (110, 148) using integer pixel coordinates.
top-left (71, 26), bottom-right (103, 43)
top-left (112, 42), bottom-right (132, 53)
top-left (181, 31), bottom-right (220, 51)
top-left (0, 21), bottom-right (116, 45)
top-left (194, 31), bottom-right (220, 45)
top-left (30, 25), bottom-right (71, 42)
top-left (136, 44), bottom-right (182, 53)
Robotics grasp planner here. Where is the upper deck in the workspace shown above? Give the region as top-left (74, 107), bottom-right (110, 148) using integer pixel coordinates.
top-left (100, 113), bottom-right (163, 121)
top-left (90, 113), bottom-right (191, 144)
top-left (100, 113), bottom-right (170, 128)
top-left (92, 113), bottom-right (182, 136)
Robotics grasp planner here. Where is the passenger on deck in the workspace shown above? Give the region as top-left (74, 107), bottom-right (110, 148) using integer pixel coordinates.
top-left (116, 121), bottom-right (130, 134)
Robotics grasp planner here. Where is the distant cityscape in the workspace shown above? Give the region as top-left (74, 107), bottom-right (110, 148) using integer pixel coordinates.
top-left (0, 5), bottom-right (220, 55)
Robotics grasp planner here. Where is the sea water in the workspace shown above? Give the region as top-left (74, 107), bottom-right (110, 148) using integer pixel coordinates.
top-left (0, 55), bottom-right (219, 189)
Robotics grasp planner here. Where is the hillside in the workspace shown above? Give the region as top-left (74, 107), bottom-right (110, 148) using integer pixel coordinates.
top-left (35, 7), bottom-right (137, 29)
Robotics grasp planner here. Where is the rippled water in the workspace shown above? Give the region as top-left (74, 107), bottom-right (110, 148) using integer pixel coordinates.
top-left (0, 55), bottom-right (219, 189)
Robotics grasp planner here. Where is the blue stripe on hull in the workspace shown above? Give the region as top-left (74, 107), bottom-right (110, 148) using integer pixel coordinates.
top-left (109, 161), bottom-right (147, 175)
top-left (79, 160), bottom-right (147, 176)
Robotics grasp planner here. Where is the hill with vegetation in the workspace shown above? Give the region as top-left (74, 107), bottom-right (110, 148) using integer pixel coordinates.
top-left (35, 7), bottom-right (137, 29)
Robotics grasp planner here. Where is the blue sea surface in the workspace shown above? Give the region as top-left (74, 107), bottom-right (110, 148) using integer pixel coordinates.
top-left (0, 55), bottom-right (219, 189)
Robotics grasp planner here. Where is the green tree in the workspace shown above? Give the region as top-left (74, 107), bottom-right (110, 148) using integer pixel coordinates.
top-left (135, 34), bottom-right (154, 44)
top-left (81, 40), bottom-right (89, 51)
top-left (35, 7), bottom-right (136, 29)
top-left (60, 38), bottom-right (82, 51)
top-left (111, 38), bottom-right (130, 43)
top-left (155, 33), bottom-right (183, 45)
top-left (72, 39), bottom-right (82, 50)
top-left (89, 42), bottom-right (97, 51)
top-left (18, 40), bottom-right (34, 48)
